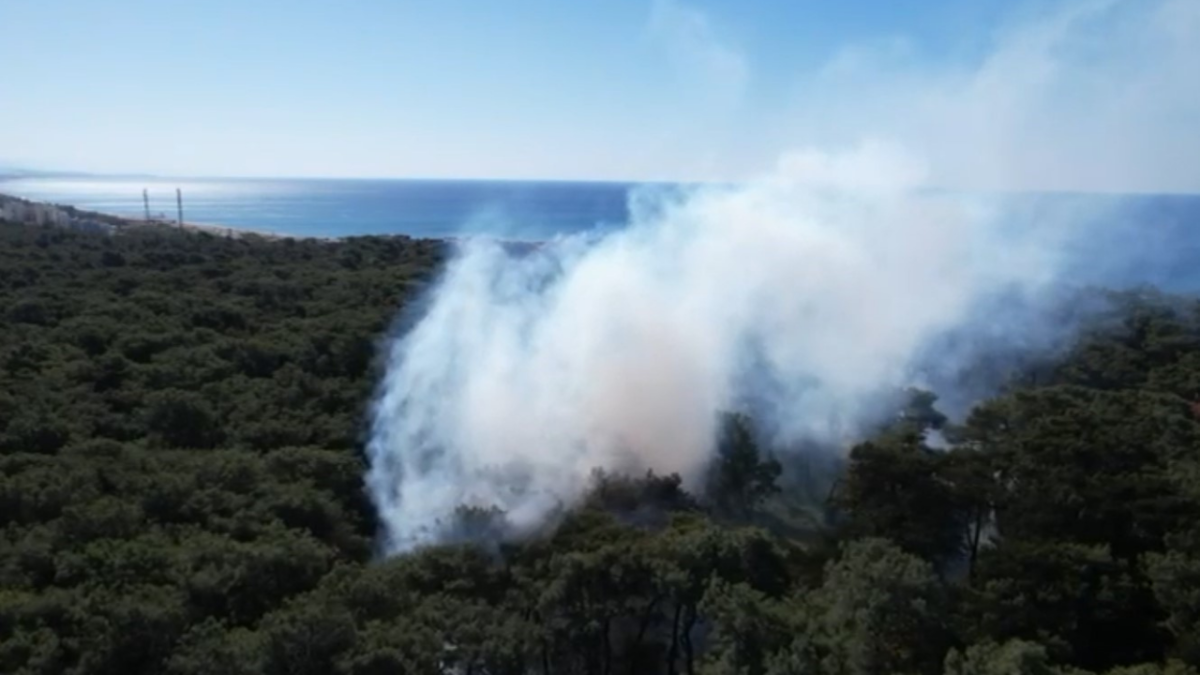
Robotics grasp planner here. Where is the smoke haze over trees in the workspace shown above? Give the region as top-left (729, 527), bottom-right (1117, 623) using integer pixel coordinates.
top-left (1, 0), bottom-right (1198, 672)
top-left (2, 218), bottom-right (1200, 674)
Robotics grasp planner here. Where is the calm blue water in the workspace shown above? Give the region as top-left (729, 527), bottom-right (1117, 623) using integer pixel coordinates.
top-left (0, 177), bottom-right (638, 240)
top-left (2, 175), bottom-right (1198, 291)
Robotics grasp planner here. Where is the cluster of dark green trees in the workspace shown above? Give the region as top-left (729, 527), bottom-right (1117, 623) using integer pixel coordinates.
top-left (2, 219), bottom-right (1200, 675)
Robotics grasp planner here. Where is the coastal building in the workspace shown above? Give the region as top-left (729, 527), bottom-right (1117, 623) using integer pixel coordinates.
top-left (0, 195), bottom-right (115, 233)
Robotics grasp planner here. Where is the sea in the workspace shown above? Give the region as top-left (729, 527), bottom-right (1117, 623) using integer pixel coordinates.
top-left (2, 175), bottom-right (1199, 292)
top-left (0, 176), bottom-right (639, 241)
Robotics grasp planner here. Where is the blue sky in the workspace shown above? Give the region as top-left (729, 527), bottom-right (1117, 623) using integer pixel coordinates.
top-left (1, 0), bottom-right (1196, 190)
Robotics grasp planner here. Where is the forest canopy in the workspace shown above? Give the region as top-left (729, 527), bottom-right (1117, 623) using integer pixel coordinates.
top-left (2, 220), bottom-right (1200, 675)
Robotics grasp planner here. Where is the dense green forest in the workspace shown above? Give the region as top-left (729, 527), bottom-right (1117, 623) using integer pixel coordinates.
top-left (2, 220), bottom-right (1200, 675)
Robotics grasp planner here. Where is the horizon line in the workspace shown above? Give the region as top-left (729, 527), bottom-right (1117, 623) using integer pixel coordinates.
top-left (2, 168), bottom-right (1199, 199)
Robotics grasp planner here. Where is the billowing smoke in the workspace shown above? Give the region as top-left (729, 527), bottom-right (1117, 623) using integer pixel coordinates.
top-left (366, 0), bottom-right (1199, 554)
top-left (365, 142), bottom-right (1090, 553)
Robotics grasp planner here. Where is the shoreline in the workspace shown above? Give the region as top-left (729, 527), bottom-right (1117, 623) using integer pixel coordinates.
top-left (130, 216), bottom-right (296, 241)
top-left (0, 190), bottom-right (321, 241)
top-left (0, 190), bottom-right (549, 249)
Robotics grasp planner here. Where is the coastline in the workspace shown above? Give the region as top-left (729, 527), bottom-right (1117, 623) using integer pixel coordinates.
top-left (0, 189), bottom-right (305, 241)
top-left (132, 217), bottom-right (293, 241)
top-left (0, 190), bottom-right (547, 250)
top-left (0, 176), bottom-right (609, 246)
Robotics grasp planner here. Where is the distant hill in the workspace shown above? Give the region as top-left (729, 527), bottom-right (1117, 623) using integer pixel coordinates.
top-left (0, 166), bottom-right (159, 181)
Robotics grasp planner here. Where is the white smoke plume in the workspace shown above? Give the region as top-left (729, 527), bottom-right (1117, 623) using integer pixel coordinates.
top-left (366, 0), bottom-right (1198, 554)
top-left (365, 143), bottom-right (1085, 553)
top-left (776, 0), bottom-right (1200, 194)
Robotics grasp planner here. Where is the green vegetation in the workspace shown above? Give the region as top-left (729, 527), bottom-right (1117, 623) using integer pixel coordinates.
top-left (2, 220), bottom-right (1200, 675)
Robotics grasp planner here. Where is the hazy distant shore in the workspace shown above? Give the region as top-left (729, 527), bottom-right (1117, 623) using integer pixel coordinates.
top-left (0, 190), bottom-right (549, 250)
top-left (0, 190), bottom-right (308, 241)
top-left (0, 174), bottom-right (634, 241)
